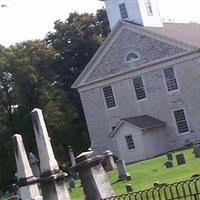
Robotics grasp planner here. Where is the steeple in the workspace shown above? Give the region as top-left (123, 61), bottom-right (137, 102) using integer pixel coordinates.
top-left (101, 0), bottom-right (163, 29)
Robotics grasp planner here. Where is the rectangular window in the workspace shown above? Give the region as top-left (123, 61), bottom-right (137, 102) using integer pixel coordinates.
top-left (163, 67), bottom-right (178, 92)
top-left (119, 3), bottom-right (128, 19)
top-left (133, 76), bottom-right (147, 100)
top-left (174, 109), bottom-right (189, 133)
top-left (103, 86), bottom-right (116, 109)
top-left (145, 0), bottom-right (153, 15)
top-left (125, 135), bottom-right (135, 150)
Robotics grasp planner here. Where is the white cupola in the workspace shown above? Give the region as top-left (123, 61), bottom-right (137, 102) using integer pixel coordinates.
top-left (101, 0), bottom-right (163, 29)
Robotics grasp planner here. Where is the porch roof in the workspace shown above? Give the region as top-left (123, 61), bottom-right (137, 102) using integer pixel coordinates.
top-left (110, 115), bottom-right (165, 138)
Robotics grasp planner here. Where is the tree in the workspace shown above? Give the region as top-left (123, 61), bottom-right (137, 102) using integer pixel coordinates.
top-left (0, 45), bottom-right (17, 190)
top-left (45, 9), bottom-right (110, 154)
top-left (45, 9), bottom-right (110, 89)
top-left (0, 9), bottom-right (110, 191)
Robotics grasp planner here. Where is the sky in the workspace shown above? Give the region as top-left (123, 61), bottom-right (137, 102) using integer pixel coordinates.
top-left (0, 0), bottom-right (200, 47)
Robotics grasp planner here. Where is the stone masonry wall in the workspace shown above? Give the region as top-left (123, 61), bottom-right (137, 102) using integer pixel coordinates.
top-left (80, 57), bottom-right (200, 155)
top-left (86, 29), bottom-right (186, 83)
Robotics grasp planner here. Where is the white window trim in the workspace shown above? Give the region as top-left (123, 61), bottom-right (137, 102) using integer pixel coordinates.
top-left (132, 75), bottom-right (148, 102)
top-left (125, 51), bottom-right (140, 63)
top-left (162, 67), bottom-right (179, 95)
top-left (102, 84), bottom-right (117, 110)
top-left (172, 108), bottom-right (190, 135)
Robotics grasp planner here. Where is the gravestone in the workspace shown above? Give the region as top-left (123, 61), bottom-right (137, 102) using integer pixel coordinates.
top-left (116, 160), bottom-right (131, 180)
top-left (28, 152), bottom-right (40, 178)
top-left (103, 150), bottom-right (116, 171)
top-left (68, 177), bottom-right (75, 192)
top-left (68, 146), bottom-right (76, 167)
top-left (167, 152), bottom-right (173, 161)
top-left (164, 160), bottom-right (173, 168)
top-left (193, 144), bottom-right (200, 158)
top-left (176, 153), bottom-right (186, 165)
top-left (71, 151), bottom-right (115, 200)
top-left (12, 134), bottom-right (43, 200)
top-left (126, 184), bottom-right (133, 192)
top-left (31, 108), bottom-right (70, 200)
top-left (68, 146), bottom-right (77, 177)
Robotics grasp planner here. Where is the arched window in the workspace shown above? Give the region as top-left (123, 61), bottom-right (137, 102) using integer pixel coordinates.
top-left (126, 52), bottom-right (139, 62)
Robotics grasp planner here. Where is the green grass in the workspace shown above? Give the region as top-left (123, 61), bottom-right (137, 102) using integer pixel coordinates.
top-left (1, 147), bottom-right (200, 200)
top-left (69, 147), bottom-right (200, 199)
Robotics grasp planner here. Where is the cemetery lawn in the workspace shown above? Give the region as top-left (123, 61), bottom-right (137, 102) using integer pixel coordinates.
top-left (69, 147), bottom-right (200, 199)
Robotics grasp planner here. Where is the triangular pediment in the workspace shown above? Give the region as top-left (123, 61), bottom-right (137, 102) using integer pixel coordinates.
top-left (72, 21), bottom-right (196, 89)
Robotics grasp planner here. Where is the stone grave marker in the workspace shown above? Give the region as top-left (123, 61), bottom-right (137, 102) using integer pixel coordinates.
top-left (126, 184), bottom-right (133, 192)
top-left (31, 108), bottom-right (70, 200)
top-left (176, 153), bottom-right (186, 165)
top-left (28, 152), bottom-right (40, 178)
top-left (12, 134), bottom-right (43, 200)
top-left (103, 150), bottom-right (116, 171)
top-left (164, 160), bottom-right (173, 168)
top-left (68, 177), bottom-right (75, 192)
top-left (116, 160), bottom-right (131, 180)
top-left (193, 144), bottom-right (200, 158)
top-left (68, 146), bottom-right (76, 167)
top-left (68, 146), bottom-right (77, 177)
top-left (71, 151), bottom-right (115, 200)
top-left (167, 152), bottom-right (173, 161)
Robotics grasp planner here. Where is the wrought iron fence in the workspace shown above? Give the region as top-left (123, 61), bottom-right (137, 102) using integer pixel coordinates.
top-left (103, 177), bottom-right (200, 200)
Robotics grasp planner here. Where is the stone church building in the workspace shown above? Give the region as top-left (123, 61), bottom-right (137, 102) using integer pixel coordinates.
top-left (72, 0), bottom-right (200, 163)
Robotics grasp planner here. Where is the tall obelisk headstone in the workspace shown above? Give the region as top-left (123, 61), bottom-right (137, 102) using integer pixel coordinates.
top-left (31, 108), bottom-right (70, 200)
top-left (12, 134), bottom-right (43, 200)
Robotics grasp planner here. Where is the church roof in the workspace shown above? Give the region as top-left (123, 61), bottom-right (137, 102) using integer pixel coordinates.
top-left (146, 22), bottom-right (200, 48)
top-left (110, 115), bottom-right (165, 138)
top-left (72, 21), bottom-right (200, 89)
top-left (122, 115), bottom-right (165, 130)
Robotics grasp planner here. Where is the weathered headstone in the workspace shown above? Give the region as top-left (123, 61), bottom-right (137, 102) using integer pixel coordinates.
top-left (164, 160), bottom-right (173, 168)
top-left (126, 184), bottom-right (133, 192)
top-left (71, 151), bottom-right (115, 200)
top-left (31, 108), bottom-right (70, 200)
top-left (12, 134), bottom-right (43, 200)
top-left (28, 152), bottom-right (40, 178)
top-left (193, 144), bottom-right (200, 158)
top-left (167, 152), bottom-right (173, 161)
top-left (176, 153), bottom-right (186, 165)
top-left (68, 177), bottom-right (75, 192)
top-left (103, 150), bottom-right (117, 171)
top-left (68, 146), bottom-right (77, 177)
top-left (116, 160), bottom-right (131, 181)
top-left (68, 146), bottom-right (76, 167)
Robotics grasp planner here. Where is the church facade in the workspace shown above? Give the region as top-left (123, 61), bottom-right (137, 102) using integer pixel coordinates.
top-left (72, 0), bottom-right (200, 163)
